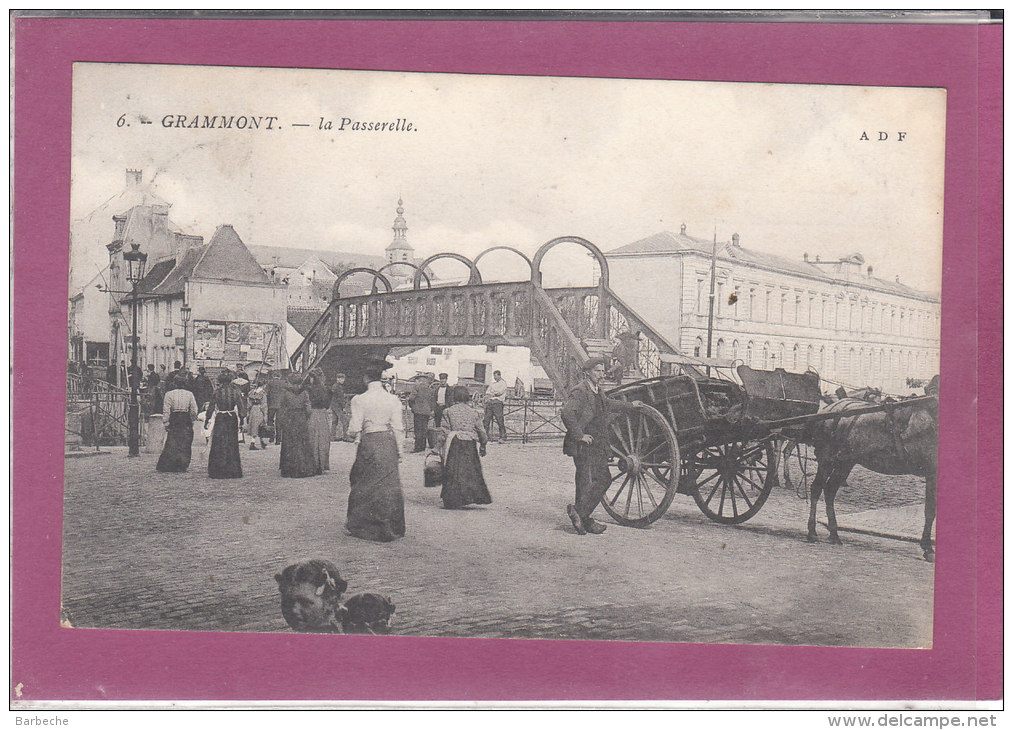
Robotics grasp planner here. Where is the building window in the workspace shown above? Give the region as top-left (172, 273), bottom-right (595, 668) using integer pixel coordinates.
top-left (748, 289), bottom-right (756, 321)
top-left (732, 340), bottom-right (739, 362)
top-left (792, 344), bottom-right (799, 371)
top-left (779, 293), bottom-right (786, 323)
top-left (732, 286), bottom-right (741, 319)
top-left (746, 341), bottom-right (754, 367)
top-left (794, 295), bottom-right (802, 325)
top-left (485, 345), bottom-right (497, 353)
top-left (762, 342), bottom-right (770, 365)
top-left (716, 338), bottom-right (725, 359)
top-left (764, 289), bottom-right (772, 322)
top-left (778, 343), bottom-right (785, 366)
top-left (430, 347), bottom-right (443, 355)
top-left (697, 279), bottom-right (705, 313)
top-left (716, 282), bottom-right (724, 316)
top-left (693, 337), bottom-right (702, 358)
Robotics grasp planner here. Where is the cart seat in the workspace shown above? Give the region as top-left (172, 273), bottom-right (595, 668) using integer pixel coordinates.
top-left (736, 366), bottom-right (821, 421)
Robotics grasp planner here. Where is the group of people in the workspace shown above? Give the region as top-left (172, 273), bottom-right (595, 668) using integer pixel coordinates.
top-left (141, 361), bottom-right (215, 419)
top-left (275, 559), bottom-right (396, 635)
top-left (269, 356), bottom-right (636, 634)
top-left (155, 366), bottom-right (249, 478)
top-left (153, 366), bottom-right (353, 481)
top-left (407, 370), bottom-right (509, 453)
top-left (157, 355), bottom-right (623, 597)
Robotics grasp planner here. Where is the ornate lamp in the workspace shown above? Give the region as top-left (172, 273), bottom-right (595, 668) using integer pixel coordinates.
top-left (180, 303), bottom-right (192, 368)
top-left (122, 243), bottom-right (148, 457)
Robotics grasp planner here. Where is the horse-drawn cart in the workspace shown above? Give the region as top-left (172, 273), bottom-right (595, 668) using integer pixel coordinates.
top-left (601, 365), bottom-right (936, 529)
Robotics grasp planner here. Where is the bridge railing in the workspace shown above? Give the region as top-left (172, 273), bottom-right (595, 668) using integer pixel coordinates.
top-left (529, 286), bottom-right (593, 392)
top-left (601, 288), bottom-right (700, 379)
top-left (288, 243), bottom-right (695, 392)
top-left (292, 281), bottom-right (539, 373)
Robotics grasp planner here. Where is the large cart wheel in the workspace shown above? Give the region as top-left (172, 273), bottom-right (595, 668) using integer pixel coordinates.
top-left (688, 438), bottom-right (777, 524)
top-left (781, 438), bottom-right (816, 498)
top-left (600, 404), bottom-right (680, 527)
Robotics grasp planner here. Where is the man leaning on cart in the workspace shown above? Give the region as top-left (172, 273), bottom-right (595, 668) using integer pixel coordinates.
top-left (562, 357), bottom-right (640, 535)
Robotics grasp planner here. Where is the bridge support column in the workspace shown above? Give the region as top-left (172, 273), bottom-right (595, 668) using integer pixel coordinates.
top-left (597, 281), bottom-right (609, 340)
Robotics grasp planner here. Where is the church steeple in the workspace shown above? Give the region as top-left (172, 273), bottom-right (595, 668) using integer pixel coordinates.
top-left (385, 197), bottom-right (413, 263)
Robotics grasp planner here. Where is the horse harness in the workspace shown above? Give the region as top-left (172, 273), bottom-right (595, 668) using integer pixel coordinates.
top-left (823, 397), bottom-right (936, 466)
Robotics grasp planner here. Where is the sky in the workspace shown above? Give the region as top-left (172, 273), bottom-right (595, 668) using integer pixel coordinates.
top-left (70, 63), bottom-right (946, 293)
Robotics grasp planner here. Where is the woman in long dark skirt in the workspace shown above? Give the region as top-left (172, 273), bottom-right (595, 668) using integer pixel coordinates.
top-left (345, 359), bottom-right (406, 542)
top-left (207, 370), bottom-right (247, 479)
top-left (156, 375), bottom-right (199, 472)
top-left (306, 368), bottom-right (333, 473)
top-left (279, 372), bottom-right (319, 478)
top-left (440, 386), bottom-right (492, 509)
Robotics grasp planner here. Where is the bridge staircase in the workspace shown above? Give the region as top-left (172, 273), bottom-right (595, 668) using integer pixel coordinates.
top-left (289, 236), bottom-right (697, 393)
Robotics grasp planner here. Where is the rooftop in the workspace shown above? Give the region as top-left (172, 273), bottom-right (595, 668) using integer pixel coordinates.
top-left (248, 245), bottom-right (387, 273)
top-left (608, 228), bottom-right (937, 301)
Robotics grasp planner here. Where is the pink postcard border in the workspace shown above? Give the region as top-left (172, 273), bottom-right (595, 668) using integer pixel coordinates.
top-left (11, 17), bottom-right (1002, 702)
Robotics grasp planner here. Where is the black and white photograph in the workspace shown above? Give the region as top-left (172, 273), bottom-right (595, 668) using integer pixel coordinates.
top-left (63, 62), bottom-right (944, 648)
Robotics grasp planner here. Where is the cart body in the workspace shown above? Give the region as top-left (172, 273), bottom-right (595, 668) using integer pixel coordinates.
top-left (599, 366), bottom-right (822, 526)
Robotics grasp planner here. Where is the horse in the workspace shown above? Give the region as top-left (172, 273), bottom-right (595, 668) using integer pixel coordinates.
top-left (804, 391), bottom-right (939, 561)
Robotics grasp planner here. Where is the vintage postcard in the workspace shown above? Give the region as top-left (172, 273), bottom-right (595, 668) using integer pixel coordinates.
top-left (63, 62), bottom-right (944, 647)
top-left (13, 15), bottom-right (999, 707)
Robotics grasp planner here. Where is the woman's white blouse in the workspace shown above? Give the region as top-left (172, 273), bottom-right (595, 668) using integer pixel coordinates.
top-left (162, 388), bottom-right (199, 420)
top-left (348, 381), bottom-right (405, 451)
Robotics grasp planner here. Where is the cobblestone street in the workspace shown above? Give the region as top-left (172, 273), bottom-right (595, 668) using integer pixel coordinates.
top-left (61, 439), bottom-right (934, 647)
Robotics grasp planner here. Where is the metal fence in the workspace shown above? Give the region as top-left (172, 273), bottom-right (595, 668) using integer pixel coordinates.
top-left (66, 374), bottom-right (130, 446)
top-left (402, 397), bottom-right (565, 443)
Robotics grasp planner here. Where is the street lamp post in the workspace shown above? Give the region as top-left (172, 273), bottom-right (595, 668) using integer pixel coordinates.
top-left (122, 242), bottom-right (148, 457)
top-left (180, 304), bottom-right (192, 369)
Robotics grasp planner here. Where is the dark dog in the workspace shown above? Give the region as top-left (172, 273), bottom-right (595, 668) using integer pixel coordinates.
top-left (340, 593), bottom-right (396, 635)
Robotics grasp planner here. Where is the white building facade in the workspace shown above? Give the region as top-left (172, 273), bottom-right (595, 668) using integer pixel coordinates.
top-left (606, 226), bottom-right (940, 396)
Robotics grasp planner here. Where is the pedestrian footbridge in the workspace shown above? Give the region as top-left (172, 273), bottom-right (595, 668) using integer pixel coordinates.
top-left (290, 236), bottom-right (694, 391)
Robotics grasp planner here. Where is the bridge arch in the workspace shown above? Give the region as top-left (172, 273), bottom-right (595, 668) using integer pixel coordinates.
top-left (531, 236), bottom-right (609, 289)
top-left (472, 246), bottom-right (534, 283)
top-left (413, 252), bottom-right (482, 290)
top-left (332, 268), bottom-right (393, 300)
top-left (378, 261), bottom-right (432, 289)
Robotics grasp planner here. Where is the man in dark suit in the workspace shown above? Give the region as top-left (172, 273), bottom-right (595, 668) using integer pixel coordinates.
top-left (433, 373), bottom-right (450, 428)
top-left (561, 357), bottom-right (639, 535)
top-left (407, 373), bottom-right (437, 452)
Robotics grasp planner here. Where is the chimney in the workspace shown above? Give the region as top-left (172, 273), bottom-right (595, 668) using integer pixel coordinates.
top-left (112, 214), bottom-right (126, 242)
top-left (732, 233), bottom-right (740, 247)
top-left (803, 252), bottom-right (808, 262)
top-left (895, 275), bottom-right (901, 283)
top-left (680, 223), bottom-right (687, 235)
top-left (867, 265), bottom-right (874, 278)
top-left (126, 169), bottom-right (142, 187)
top-left (815, 255), bottom-right (821, 262)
